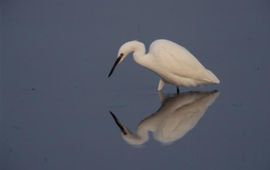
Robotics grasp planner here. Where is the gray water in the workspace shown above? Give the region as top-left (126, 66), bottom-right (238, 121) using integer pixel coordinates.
top-left (1, 0), bottom-right (270, 169)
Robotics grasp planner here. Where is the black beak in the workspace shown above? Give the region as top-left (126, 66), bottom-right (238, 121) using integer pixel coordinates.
top-left (109, 111), bottom-right (127, 135)
top-left (108, 56), bottom-right (122, 78)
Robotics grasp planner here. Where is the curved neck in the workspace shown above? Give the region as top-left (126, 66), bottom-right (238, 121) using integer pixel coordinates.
top-left (121, 40), bottom-right (146, 58)
top-left (127, 41), bottom-right (148, 67)
top-left (132, 41), bottom-right (146, 58)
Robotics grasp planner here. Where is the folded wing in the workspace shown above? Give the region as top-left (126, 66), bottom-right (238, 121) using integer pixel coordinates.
top-left (150, 39), bottom-right (219, 83)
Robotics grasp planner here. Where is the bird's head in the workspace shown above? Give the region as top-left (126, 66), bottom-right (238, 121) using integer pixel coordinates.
top-left (109, 111), bottom-right (148, 146)
top-left (118, 42), bottom-right (134, 61)
top-left (108, 41), bottom-right (145, 77)
top-left (107, 42), bottom-right (134, 77)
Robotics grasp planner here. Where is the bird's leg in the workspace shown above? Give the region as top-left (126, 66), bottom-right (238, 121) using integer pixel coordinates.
top-left (157, 79), bottom-right (165, 91)
top-left (158, 91), bottom-right (165, 103)
top-left (176, 87), bottom-right (180, 94)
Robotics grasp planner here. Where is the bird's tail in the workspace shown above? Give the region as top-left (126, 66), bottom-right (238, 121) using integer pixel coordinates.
top-left (205, 70), bottom-right (220, 84)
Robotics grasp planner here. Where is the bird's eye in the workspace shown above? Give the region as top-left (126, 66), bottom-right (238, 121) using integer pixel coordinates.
top-left (119, 53), bottom-right (124, 57)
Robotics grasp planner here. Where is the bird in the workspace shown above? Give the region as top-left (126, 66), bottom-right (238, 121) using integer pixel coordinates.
top-left (108, 39), bottom-right (220, 92)
top-left (109, 90), bottom-right (219, 146)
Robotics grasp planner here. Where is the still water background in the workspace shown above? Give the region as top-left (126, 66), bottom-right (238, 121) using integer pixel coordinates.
top-left (1, 0), bottom-right (270, 169)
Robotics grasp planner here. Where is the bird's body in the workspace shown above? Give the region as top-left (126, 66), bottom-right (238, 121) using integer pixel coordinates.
top-left (108, 39), bottom-right (220, 91)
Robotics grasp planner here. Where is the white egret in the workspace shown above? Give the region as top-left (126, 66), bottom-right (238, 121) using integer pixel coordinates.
top-left (109, 90), bottom-right (219, 146)
top-left (108, 39), bottom-right (220, 91)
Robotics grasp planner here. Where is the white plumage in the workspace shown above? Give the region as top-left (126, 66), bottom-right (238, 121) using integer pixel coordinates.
top-left (108, 39), bottom-right (220, 91)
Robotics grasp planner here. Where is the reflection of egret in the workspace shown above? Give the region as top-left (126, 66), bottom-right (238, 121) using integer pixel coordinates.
top-left (108, 39), bottom-right (220, 92)
top-left (110, 91), bottom-right (219, 146)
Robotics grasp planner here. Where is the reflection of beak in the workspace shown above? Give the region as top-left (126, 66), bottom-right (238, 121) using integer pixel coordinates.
top-left (108, 56), bottom-right (122, 77)
top-left (109, 111), bottom-right (127, 135)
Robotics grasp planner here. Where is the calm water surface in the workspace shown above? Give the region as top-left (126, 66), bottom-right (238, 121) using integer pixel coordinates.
top-left (1, 0), bottom-right (270, 169)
